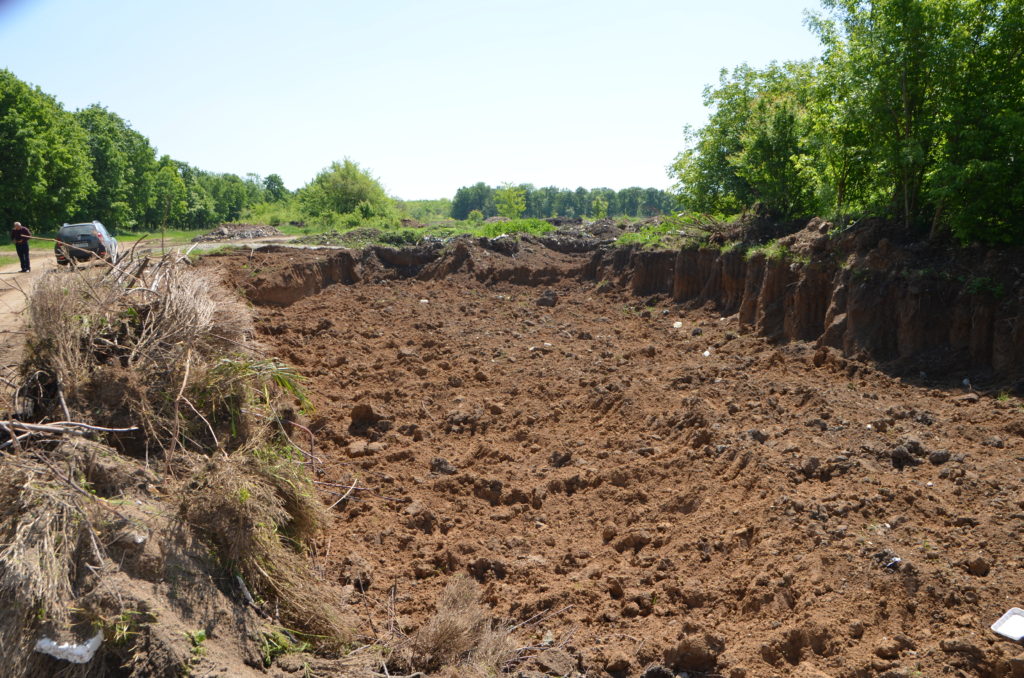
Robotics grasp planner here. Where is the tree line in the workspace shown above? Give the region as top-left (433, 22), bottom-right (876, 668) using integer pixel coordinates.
top-left (0, 69), bottom-right (289, 234)
top-left (450, 183), bottom-right (675, 220)
top-left (672, 0), bottom-right (1024, 245)
top-left (1, 67), bottom-right (674, 237)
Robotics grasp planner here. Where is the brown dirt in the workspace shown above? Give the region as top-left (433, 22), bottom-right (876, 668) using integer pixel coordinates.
top-left (0, 255), bottom-right (58, 367)
top-left (208, 239), bottom-right (1024, 678)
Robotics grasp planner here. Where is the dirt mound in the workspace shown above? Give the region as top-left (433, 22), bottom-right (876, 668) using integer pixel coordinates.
top-left (0, 258), bottom-right (365, 677)
top-left (224, 237), bottom-right (587, 307)
top-left (191, 222), bottom-right (282, 242)
top-left (209, 236), bottom-right (1024, 677)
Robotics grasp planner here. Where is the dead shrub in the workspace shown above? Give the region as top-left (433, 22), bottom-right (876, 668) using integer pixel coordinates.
top-left (22, 260), bottom-right (252, 458)
top-left (0, 442), bottom-right (112, 677)
top-left (2, 255), bottom-right (353, 670)
top-left (184, 448), bottom-right (353, 645)
top-left (398, 575), bottom-right (514, 675)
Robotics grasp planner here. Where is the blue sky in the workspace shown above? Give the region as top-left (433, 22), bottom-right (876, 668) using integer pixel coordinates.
top-left (0, 0), bottom-right (823, 199)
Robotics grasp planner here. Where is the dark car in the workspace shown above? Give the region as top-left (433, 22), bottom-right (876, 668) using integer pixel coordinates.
top-left (55, 221), bottom-right (119, 265)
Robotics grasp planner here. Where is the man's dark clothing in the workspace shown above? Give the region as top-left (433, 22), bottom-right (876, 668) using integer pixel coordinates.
top-left (11, 224), bottom-right (30, 272)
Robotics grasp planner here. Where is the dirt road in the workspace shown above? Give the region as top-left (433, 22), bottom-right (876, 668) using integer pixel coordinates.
top-left (0, 256), bottom-right (56, 368)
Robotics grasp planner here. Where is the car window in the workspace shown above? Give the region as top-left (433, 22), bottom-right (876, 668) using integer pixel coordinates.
top-left (60, 225), bottom-right (97, 237)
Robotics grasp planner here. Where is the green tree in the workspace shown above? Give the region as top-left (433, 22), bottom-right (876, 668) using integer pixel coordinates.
top-left (926, 0), bottom-right (1024, 243)
top-left (617, 187), bottom-right (644, 216)
top-left (199, 172), bottom-right (249, 222)
top-left (810, 0), bottom-right (948, 231)
top-left (263, 173), bottom-right (288, 202)
top-left (451, 182), bottom-right (495, 219)
top-left (670, 62), bottom-right (817, 219)
top-left (297, 159), bottom-right (393, 219)
top-left (149, 159), bottom-right (187, 230)
top-left (669, 0), bottom-right (1024, 243)
top-left (0, 69), bottom-right (95, 232)
top-left (396, 198), bottom-right (451, 221)
top-left (494, 183), bottom-right (527, 219)
top-left (729, 62), bottom-right (817, 218)
top-left (75, 104), bottom-right (157, 230)
top-left (591, 194), bottom-right (609, 219)
top-left (801, 45), bottom-right (876, 221)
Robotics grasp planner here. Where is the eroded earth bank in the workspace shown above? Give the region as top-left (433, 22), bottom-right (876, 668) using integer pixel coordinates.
top-left (211, 225), bottom-right (1024, 678)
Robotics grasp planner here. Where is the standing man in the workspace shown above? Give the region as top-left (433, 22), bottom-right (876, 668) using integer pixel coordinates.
top-left (11, 221), bottom-right (31, 272)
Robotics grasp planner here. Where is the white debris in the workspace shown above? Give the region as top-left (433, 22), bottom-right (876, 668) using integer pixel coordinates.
top-left (702, 350), bottom-right (711, 357)
top-left (992, 608), bottom-right (1024, 641)
top-left (866, 424), bottom-right (874, 430)
top-left (419, 299), bottom-right (429, 304)
top-left (35, 631), bottom-right (103, 664)
top-left (672, 321), bottom-right (683, 329)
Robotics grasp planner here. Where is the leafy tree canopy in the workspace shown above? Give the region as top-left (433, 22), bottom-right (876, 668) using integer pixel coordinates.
top-left (494, 183), bottom-right (527, 219)
top-left (672, 0), bottom-right (1024, 245)
top-left (0, 69), bottom-right (95, 230)
top-left (297, 159), bottom-right (394, 220)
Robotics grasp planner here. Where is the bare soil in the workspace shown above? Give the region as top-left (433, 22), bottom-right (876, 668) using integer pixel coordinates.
top-left (0, 256), bottom-right (58, 366)
top-left (211, 240), bottom-right (1024, 678)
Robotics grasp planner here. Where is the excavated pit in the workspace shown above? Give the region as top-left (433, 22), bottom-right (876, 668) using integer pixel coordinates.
top-left (206, 228), bottom-right (1024, 678)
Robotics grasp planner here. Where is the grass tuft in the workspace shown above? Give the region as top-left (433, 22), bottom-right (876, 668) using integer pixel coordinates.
top-left (396, 575), bottom-right (514, 675)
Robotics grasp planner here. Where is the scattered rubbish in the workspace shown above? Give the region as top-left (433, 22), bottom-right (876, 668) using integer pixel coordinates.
top-left (872, 549), bottom-right (902, 571)
top-left (419, 299), bottom-right (429, 304)
top-left (702, 349), bottom-right (711, 357)
top-left (35, 631), bottom-right (103, 663)
top-left (991, 608), bottom-right (1024, 641)
top-left (673, 321), bottom-right (683, 329)
top-left (191, 223), bottom-right (281, 242)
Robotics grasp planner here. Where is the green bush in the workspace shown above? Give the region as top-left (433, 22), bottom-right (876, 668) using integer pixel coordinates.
top-left (477, 218), bottom-right (554, 238)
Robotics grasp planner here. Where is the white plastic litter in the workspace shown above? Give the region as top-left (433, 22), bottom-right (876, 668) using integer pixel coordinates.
top-left (35, 631), bottom-right (103, 663)
top-left (992, 608), bottom-right (1024, 641)
top-left (672, 321), bottom-right (683, 329)
top-left (702, 350), bottom-right (711, 357)
top-left (419, 299), bottom-right (429, 304)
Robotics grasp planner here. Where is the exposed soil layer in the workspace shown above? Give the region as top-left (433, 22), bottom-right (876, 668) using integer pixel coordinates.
top-left (211, 234), bottom-right (1024, 678)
